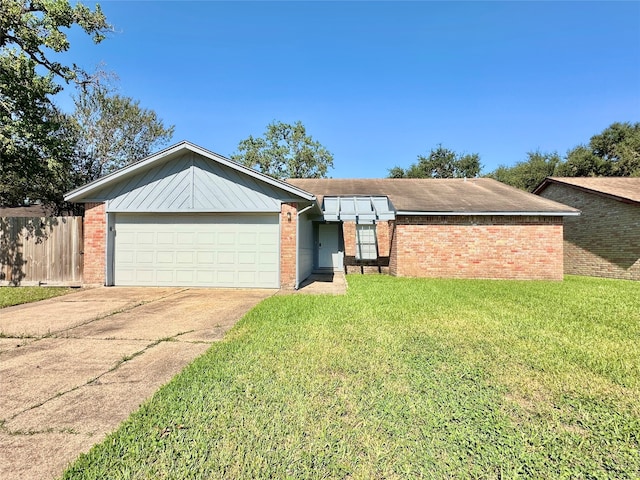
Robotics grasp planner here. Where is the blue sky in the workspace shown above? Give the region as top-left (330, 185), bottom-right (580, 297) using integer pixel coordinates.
top-left (58, 1), bottom-right (640, 178)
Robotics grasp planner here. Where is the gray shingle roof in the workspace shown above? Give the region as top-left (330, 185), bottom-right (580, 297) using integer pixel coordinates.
top-left (287, 178), bottom-right (579, 215)
top-left (534, 177), bottom-right (640, 204)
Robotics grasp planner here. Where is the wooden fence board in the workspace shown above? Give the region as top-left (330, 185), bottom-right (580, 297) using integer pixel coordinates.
top-left (0, 217), bottom-right (83, 285)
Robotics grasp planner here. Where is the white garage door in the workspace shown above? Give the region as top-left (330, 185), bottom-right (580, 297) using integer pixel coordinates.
top-left (114, 214), bottom-right (279, 288)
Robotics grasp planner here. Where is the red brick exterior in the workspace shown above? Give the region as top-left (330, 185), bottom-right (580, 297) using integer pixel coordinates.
top-left (83, 202), bottom-right (106, 285)
top-left (389, 215), bottom-right (564, 280)
top-left (343, 221), bottom-right (392, 274)
top-left (538, 183), bottom-right (640, 280)
top-left (343, 221), bottom-right (356, 257)
top-left (280, 202), bottom-right (298, 288)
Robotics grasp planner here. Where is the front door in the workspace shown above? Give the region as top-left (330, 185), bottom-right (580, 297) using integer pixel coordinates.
top-left (318, 223), bottom-right (343, 270)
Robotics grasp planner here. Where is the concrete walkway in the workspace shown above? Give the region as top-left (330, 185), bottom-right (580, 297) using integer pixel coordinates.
top-left (0, 287), bottom-right (274, 480)
top-left (291, 272), bottom-right (348, 295)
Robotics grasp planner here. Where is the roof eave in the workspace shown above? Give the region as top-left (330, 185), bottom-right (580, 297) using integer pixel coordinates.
top-left (534, 177), bottom-right (640, 205)
top-left (396, 210), bottom-right (581, 217)
top-left (64, 141), bottom-right (316, 203)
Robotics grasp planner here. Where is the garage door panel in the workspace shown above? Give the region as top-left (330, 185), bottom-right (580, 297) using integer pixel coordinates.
top-left (238, 252), bottom-right (256, 264)
top-left (136, 270), bottom-right (154, 283)
top-left (177, 232), bottom-right (194, 245)
top-left (114, 214), bottom-right (279, 288)
top-left (196, 232), bottom-right (215, 245)
top-left (157, 251), bottom-right (174, 263)
top-left (218, 232), bottom-right (235, 245)
top-left (259, 252), bottom-right (278, 264)
top-left (138, 232), bottom-right (154, 244)
top-left (156, 270), bottom-right (174, 283)
top-left (157, 233), bottom-right (174, 244)
top-left (197, 251), bottom-right (215, 264)
top-left (136, 252), bottom-right (153, 264)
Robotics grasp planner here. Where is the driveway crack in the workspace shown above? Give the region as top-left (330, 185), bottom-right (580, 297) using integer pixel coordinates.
top-left (5, 335), bottom-right (180, 423)
top-left (50, 288), bottom-right (191, 339)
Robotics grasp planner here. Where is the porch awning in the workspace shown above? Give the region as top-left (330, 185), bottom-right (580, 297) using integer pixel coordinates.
top-left (322, 196), bottom-right (395, 223)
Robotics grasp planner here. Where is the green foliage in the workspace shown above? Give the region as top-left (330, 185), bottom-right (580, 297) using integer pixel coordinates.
top-left (559, 122), bottom-right (640, 177)
top-left (488, 122), bottom-right (640, 190)
top-left (488, 150), bottom-right (561, 192)
top-left (0, 0), bottom-right (110, 81)
top-left (0, 286), bottom-right (70, 308)
top-left (231, 120), bottom-right (334, 179)
top-left (555, 145), bottom-right (609, 177)
top-left (71, 78), bottom-right (175, 183)
top-left (0, 52), bottom-right (77, 206)
top-left (389, 144), bottom-right (481, 178)
top-left (0, 0), bottom-right (111, 206)
top-left (62, 276), bottom-right (640, 479)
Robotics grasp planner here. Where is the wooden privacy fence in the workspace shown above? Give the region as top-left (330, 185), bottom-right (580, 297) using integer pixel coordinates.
top-left (0, 216), bottom-right (83, 286)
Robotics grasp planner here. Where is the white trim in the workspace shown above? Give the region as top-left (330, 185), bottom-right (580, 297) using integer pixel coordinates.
top-left (64, 141), bottom-right (316, 203)
top-left (295, 204), bottom-right (315, 290)
top-left (395, 211), bottom-right (581, 217)
top-left (104, 208), bottom-right (283, 214)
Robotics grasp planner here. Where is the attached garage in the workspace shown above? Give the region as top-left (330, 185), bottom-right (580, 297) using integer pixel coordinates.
top-left (65, 142), bottom-right (316, 289)
top-left (113, 213), bottom-right (279, 287)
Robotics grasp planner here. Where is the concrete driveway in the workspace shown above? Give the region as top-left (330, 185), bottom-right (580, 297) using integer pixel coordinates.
top-left (0, 287), bottom-right (274, 480)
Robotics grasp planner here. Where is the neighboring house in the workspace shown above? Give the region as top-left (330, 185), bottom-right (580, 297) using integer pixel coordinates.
top-left (534, 177), bottom-right (640, 281)
top-left (65, 141), bottom-right (579, 288)
top-left (0, 205), bottom-right (52, 217)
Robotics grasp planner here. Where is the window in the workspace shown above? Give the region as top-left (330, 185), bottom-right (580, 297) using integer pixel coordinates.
top-left (356, 224), bottom-right (378, 260)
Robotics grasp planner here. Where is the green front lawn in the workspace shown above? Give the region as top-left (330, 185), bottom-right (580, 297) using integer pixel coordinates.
top-left (64, 276), bottom-right (639, 479)
top-left (0, 286), bottom-right (71, 309)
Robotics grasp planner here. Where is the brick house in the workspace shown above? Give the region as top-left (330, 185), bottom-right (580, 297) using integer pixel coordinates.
top-left (65, 142), bottom-right (579, 288)
top-left (534, 177), bottom-right (640, 281)
top-left (288, 178), bottom-right (578, 281)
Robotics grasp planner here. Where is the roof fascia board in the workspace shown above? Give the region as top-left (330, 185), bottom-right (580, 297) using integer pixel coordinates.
top-left (396, 211), bottom-right (581, 217)
top-left (65, 141), bottom-right (315, 203)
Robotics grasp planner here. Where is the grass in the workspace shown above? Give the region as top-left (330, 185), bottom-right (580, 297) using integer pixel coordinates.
top-left (0, 286), bottom-right (71, 308)
top-left (62, 275), bottom-right (639, 479)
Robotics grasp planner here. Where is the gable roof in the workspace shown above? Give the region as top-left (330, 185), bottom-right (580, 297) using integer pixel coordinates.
top-left (286, 178), bottom-right (579, 216)
top-left (533, 177), bottom-right (640, 205)
top-left (64, 141), bottom-right (315, 205)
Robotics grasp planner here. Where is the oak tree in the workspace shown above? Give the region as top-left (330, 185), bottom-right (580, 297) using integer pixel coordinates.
top-left (232, 121), bottom-right (334, 179)
top-left (388, 145), bottom-right (481, 179)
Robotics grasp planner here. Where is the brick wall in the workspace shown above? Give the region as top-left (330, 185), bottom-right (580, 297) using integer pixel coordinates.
top-left (343, 221), bottom-right (391, 274)
top-left (389, 215), bottom-right (564, 280)
top-left (83, 202), bottom-right (106, 285)
top-left (280, 202), bottom-right (298, 288)
top-left (343, 221), bottom-right (356, 257)
top-left (538, 183), bottom-right (640, 280)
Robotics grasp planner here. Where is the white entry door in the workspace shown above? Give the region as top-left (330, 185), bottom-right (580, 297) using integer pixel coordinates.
top-left (318, 223), bottom-right (343, 270)
top-left (114, 213), bottom-right (279, 288)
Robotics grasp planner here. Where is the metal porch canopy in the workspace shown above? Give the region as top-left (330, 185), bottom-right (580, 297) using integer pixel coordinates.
top-left (322, 196), bottom-right (395, 223)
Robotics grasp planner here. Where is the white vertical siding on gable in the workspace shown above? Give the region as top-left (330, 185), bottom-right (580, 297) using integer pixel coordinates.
top-left (90, 153), bottom-right (287, 212)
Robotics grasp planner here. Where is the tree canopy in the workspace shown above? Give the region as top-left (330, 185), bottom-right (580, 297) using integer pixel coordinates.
top-left (487, 122), bottom-right (640, 191)
top-left (231, 121), bottom-right (334, 179)
top-left (0, 0), bottom-right (110, 82)
top-left (557, 122), bottom-right (640, 177)
top-left (388, 145), bottom-right (481, 179)
top-left (0, 0), bottom-right (112, 207)
top-left (71, 78), bottom-right (175, 184)
top-left (0, 52), bottom-right (76, 205)
top-left (487, 151), bottom-right (561, 192)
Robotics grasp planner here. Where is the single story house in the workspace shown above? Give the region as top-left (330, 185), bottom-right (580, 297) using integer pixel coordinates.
top-left (534, 177), bottom-right (640, 281)
top-left (65, 142), bottom-right (579, 288)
